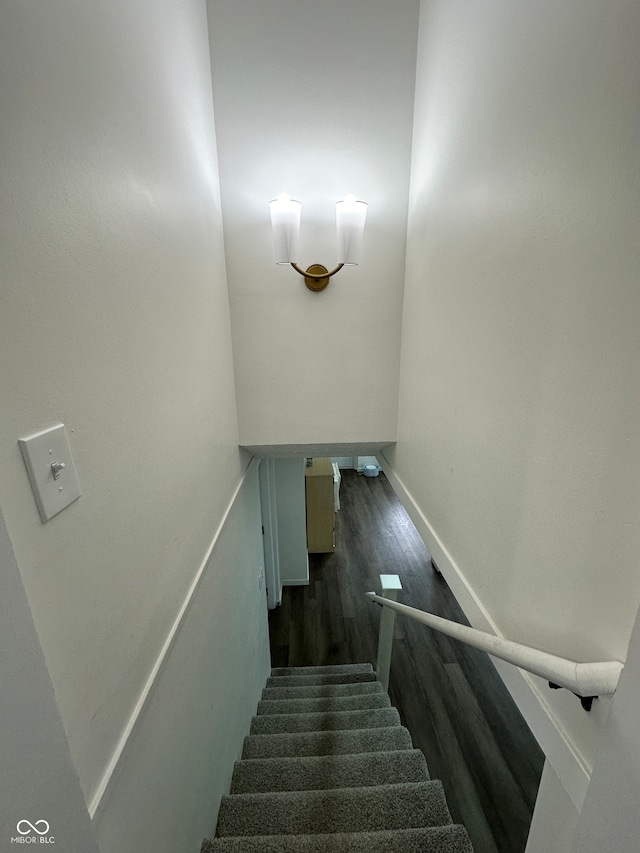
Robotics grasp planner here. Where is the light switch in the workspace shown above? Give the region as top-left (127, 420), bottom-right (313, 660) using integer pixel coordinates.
top-left (19, 424), bottom-right (81, 523)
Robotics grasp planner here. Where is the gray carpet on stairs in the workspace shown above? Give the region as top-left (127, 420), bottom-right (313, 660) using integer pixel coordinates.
top-left (250, 705), bottom-right (400, 735)
top-left (205, 664), bottom-right (473, 852)
top-left (203, 825), bottom-right (473, 853)
top-left (270, 664), bottom-right (374, 676)
top-left (216, 780), bottom-right (452, 836)
top-left (231, 748), bottom-right (429, 793)
top-left (242, 724), bottom-right (414, 759)
top-left (262, 680), bottom-right (385, 700)
top-left (266, 671), bottom-right (377, 687)
top-left (257, 691), bottom-right (391, 714)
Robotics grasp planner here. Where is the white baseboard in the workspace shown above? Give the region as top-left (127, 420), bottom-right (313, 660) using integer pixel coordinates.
top-left (282, 578), bottom-right (310, 587)
top-left (378, 452), bottom-right (591, 811)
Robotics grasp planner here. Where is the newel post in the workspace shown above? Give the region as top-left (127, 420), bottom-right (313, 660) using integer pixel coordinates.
top-left (376, 574), bottom-right (403, 691)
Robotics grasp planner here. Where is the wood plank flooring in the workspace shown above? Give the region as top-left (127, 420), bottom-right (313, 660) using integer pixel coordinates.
top-left (269, 469), bottom-right (544, 853)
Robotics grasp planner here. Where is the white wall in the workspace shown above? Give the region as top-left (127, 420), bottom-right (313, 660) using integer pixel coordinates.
top-left (93, 463), bottom-right (270, 852)
top-left (0, 507), bottom-right (99, 852)
top-left (0, 0), bottom-right (269, 847)
top-left (333, 457), bottom-right (358, 469)
top-left (275, 458), bottom-right (310, 587)
top-left (207, 0), bottom-right (419, 449)
top-left (570, 604), bottom-right (640, 853)
top-left (387, 0), bottom-right (640, 811)
top-left (525, 762), bottom-right (579, 853)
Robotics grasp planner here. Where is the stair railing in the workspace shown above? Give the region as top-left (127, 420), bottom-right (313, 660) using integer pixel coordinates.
top-left (367, 574), bottom-right (624, 711)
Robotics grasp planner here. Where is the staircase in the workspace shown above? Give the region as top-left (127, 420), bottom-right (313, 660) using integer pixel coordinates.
top-left (204, 663), bottom-right (473, 852)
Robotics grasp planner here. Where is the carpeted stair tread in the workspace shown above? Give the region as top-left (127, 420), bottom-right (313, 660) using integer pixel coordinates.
top-left (270, 664), bottom-right (373, 677)
top-left (266, 672), bottom-right (377, 688)
top-left (250, 706), bottom-right (400, 735)
top-left (242, 725), bottom-right (414, 759)
top-left (216, 780), bottom-right (452, 837)
top-left (257, 692), bottom-right (390, 715)
top-left (205, 824), bottom-right (473, 853)
top-left (230, 749), bottom-right (430, 793)
top-left (209, 664), bottom-right (473, 852)
top-left (262, 681), bottom-right (385, 701)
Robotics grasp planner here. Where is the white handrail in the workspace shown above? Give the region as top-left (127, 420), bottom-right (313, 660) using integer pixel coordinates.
top-left (366, 591), bottom-right (623, 699)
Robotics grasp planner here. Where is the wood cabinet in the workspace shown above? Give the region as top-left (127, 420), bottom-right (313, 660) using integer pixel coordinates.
top-left (305, 458), bottom-right (335, 553)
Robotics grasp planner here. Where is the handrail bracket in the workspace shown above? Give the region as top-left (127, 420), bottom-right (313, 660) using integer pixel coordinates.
top-left (548, 682), bottom-right (597, 712)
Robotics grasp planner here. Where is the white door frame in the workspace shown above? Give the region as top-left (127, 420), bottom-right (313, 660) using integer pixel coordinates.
top-left (259, 458), bottom-right (281, 609)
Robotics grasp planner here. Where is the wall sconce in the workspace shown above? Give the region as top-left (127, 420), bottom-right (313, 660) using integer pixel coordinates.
top-left (269, 194), bottom-right (368, 292)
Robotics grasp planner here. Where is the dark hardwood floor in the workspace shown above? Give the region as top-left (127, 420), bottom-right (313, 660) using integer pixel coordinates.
top-left (269, 469), bottom-right (544, 853)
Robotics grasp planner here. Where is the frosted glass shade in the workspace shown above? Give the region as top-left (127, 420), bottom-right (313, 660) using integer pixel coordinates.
top-left (269, 194), bottom-right (301, 263)
top-left (336, 196), bottom-right (368, 265)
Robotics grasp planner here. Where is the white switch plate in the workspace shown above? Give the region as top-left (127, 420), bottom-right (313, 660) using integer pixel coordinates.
top-left (19, 424), bottom-right (81, 523)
